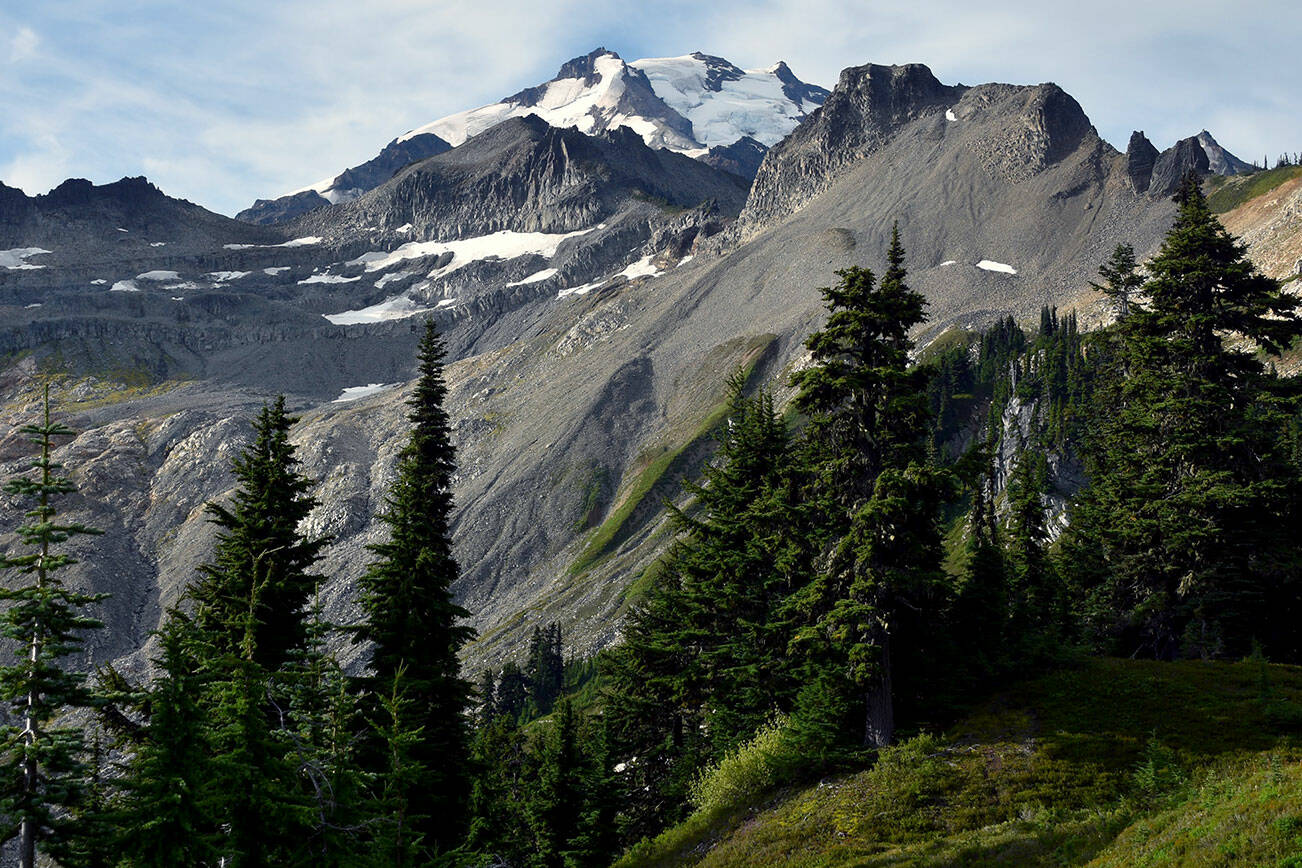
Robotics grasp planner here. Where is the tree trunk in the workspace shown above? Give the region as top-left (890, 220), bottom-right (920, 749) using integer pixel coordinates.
top-left (863, 627), bottom-right (894, 749)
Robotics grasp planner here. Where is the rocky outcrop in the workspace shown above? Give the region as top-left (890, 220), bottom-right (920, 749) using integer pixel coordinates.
top-left (1197, 130), bottom-right (1254, 176)
top-left (700, 136), bottom-right (768, 179)
top-left (1150, 136), bottom-right (1211, 198)
top-left (1126, 131), bottom-right (1160, 193)
top-left (238, 133), bottom-right (454, 223)
top-left (236, 190), bottom-right (331, 225)
top-left (738, 62), bottom-right (964, 236)
top-left (0, 176), bottom-right (280, 253)
top-left (289, 115), bottom-right (750, 241)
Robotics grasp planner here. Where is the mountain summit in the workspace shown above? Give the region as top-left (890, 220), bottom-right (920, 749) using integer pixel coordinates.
top-left (239, 48), bottom-right (828, 223)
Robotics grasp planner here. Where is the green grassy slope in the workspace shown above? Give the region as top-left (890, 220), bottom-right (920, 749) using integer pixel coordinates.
top-left (618, 658), bottom-right (1302, 867)
top-left (1207, 165), bottom-right (1302, 214)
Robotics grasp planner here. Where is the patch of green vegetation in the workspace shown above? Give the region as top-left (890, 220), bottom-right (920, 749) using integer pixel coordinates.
top-left (1207, 165), bottom-right (1302, 214)
top-left (1093, 749), bottom-right (1302, 867)
top-left (568, 336), bottom-right (775, 576)
top-left (918, 326), bottom-right (971, 363)
top-left (571, 465), bottom-right (610, 532)
top-left (617, 657), bottom-right (1302, 867)
top-left (60, 377), bottom-right (186, 411)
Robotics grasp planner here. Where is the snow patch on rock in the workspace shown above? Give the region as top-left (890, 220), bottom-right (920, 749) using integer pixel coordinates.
top-left (332, 383), bottom-right (396, 403)
top-left (0, 247), bottom-right (51, 269)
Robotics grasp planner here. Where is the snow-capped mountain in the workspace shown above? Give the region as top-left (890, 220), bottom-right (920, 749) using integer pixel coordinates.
top-left (239, 48), bottom-right (827, 223)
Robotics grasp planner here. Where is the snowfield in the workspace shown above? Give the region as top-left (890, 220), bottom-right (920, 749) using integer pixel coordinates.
top-left (298, 273), bottom-right (361, 285)
top-left (631, 54), bottom-right (819, 148)
top-left (332, 383), bottom-right (396, 403)
top-left (506, 268), bottom-right (558, 287)
top-left (350, 228), bottom-right (596, 276)
top-left (225, 236), bottom-right (323, 250)
top-left (977, 260), bottom-right (1018, 275)
top-left (323, 294), bottom-right (432, 325)
top-left (0, 247), bottom-right (51, 269)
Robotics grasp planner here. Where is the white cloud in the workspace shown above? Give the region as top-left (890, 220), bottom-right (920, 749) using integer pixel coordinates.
top-left (0, 1), bottom-right (1296, 215)
top-left (8, 27), bottom-right (38, 63)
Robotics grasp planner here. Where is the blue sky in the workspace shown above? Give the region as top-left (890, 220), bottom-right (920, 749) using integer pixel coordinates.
top-left (2, 0), bottom-right (1297, 216)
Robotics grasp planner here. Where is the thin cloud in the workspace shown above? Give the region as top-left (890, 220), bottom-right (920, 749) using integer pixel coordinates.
top-left (8, 26), bottom-right (38, 63)
top-left (0, 1), bottom-right (1296, 215)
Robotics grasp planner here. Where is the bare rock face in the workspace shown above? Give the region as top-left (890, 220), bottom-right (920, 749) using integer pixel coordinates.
top-left (1150, 136), bottom-right (1211, 198)
top-left (699, 136), bottom-right (768, 179)
top-left (238, 134), bottom-right (459, 225)
top-left (236, 190), bottom-right (331, 225)
top-left (739, 63), bottom-right (963, 237)
top-left (963, 83), bottom-right (1094, 182)
top-left (1127, 131), bottom-right (1160, 194)
top-left (289, 116), bottom-right (750, 243)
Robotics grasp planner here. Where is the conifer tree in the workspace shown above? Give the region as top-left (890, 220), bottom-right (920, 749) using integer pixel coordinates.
top-left (113, 614), bottom-right (219, 866)
top-left (526, 624), bottom-right (564, 716)
top-left (528, 698), bottom-right (584, 868)
top-left (951, 453), bottom-right (1008, 679)
top-left (1093, 243), bottom-right (1144, 321)
top-left (281, 594), bottom-right (367, 865)
top-left (354, 319), bottom-right (475, 852)
top-left (1064, 175), bottom-right (1302, 657)
top-left (466, 713), bottom-right (529, 862)
top-left (788, 226), bottom-right (949, 749)
top-left (202, 550), bottom-right (314, 866)
top-left (190, 396), bottom-right (326, 672)
top-left (495, 661), bottom-right (527, 721)
top-left (365, 667), bottom-right (429, 868)
top-left (0, 388), bottom-right (107, 868)
top-left (1004, 449), bottom-right (1060, 655)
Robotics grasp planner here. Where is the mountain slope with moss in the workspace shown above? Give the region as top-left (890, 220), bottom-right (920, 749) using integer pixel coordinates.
top-left (619, 657), bottom-right (1302, 867)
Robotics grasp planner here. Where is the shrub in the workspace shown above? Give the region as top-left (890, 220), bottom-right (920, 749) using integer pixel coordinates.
top-left (688, 717), bottom-right (794, 815)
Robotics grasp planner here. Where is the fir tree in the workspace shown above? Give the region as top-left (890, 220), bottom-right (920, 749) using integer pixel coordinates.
top-left (466, 713), bottom-right (529, 863)
top-left (526, 624), bottom-right (564, 717)
top-left (190, 396), bottom-right (326, 672)
top-left (280, 593), bottom-right (367, 865)
top-left (365, 667), bottom-right (429, 868)
top-left (1063, 175), bottom-right (1302, 658)
top-left (0, 388), bottom-right (107, 868)
top-left (1093, 243), bottom-right (1144, 321)
top-left (788, 226), bottom-right (949, 749)
top-left (354, 320), bottom-right (475, 852)
top-left (495, 661), bottom-right (527, 721)
top-left (528, 698), bottom-right (584, 868)
top-left (112, 614), bottom-right (219, 866)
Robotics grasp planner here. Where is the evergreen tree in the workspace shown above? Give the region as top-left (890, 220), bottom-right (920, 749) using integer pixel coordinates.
top-left (1004, 449), bottom-right (1061, 655)
top-left (951, 452), bottom-right (1008, 680)
top-left (190, 396), bottom-right (326, 673)
top-left (354, 320), bottom-right (475, 852)
top-left (788, 226), bottom-right (950, 749)
top-left (602, 378), bottom-right (805, 836)
top-left (466, 714), bottom-right (529, 863)
top-left (526, 624), bottom-right (564, 716)
top-left (475, 668), bottom-right (497, 728)
top-left (0, 388), bottom-right (107, 868)
top-left (280, 594), bottom-right (367, 865)
top-left (528, 698), bottom-right (584, 868)
top-left (202, 553), bottom-right (314, 866)
top-left (495, 661), bottom-right (527, 721)
top-left (112, 614), bottom-right (219, 866)
top-left (1093, 243), bottom-right (1144, 321)
top-left (1063, 175), bottom-right (1302, 658)
top-left (365, 667), bottom-right (429, 868)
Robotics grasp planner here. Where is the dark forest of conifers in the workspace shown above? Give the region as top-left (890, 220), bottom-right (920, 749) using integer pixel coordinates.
top-left (2, 175), bottom-right (1301, 867)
